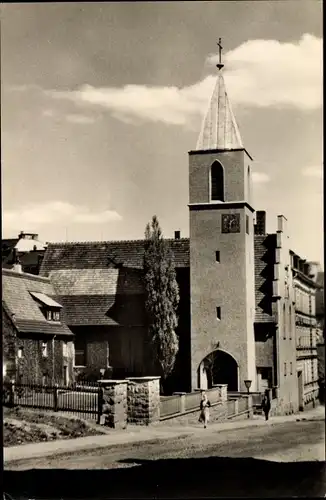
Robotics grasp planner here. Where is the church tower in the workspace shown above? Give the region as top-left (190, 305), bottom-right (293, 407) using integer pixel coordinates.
top-left (189, 41), bottom-right (256, 392)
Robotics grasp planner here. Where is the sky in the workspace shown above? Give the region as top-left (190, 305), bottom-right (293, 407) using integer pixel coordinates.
top-left (1, 1), bottom-right (323, 264)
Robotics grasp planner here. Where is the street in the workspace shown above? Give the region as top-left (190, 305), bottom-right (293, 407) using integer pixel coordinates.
top-left (4, 419), bottom-right (325, 498)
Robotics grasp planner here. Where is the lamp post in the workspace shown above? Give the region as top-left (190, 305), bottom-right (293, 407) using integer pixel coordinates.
top-left (244, 379), bottom-right (252, 394)
top-left (244, 380), bottom-right (252, 419)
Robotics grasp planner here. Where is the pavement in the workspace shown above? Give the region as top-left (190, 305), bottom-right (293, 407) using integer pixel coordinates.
top-left (4, 404), bottom-right (325, 464)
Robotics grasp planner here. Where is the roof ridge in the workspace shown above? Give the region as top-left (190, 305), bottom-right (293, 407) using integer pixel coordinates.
top-left (2, 268), bottom-right (51, 283)
top-left (46, 238), bottom-right (190, 247)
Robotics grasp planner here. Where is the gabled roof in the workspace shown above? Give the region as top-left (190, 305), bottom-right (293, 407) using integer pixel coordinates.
top-left (196, 71), bottom-right (244, 151)
top-left (2, 269), bottom-right (73, 337)
top-left (40, 238), bottom-right (190, 274)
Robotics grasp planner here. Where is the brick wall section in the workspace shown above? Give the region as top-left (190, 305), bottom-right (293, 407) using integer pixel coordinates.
top-left (127, 377), bottom-right (161, 425)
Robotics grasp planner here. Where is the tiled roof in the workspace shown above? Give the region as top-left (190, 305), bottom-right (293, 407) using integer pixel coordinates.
top-left (14, 319), bottom-right (73, 336)
top-left (196, 71), bottom-right (243, 151)
top-left (58, 294), bottom-right (145, 326)
top-left (40, 238), bottom-right (190, 275)
top-left (254, 234), bottom-right (276, 323)
top-left (40, 236), bottom-right (276, 326)
top-left (2, 269), bottom-right (73, 337)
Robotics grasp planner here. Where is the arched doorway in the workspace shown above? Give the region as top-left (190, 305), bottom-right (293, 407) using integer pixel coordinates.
top-left (198, 350), bottom-right (239, 391)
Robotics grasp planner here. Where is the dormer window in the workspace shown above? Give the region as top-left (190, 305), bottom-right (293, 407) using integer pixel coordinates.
top-left (46, 309), bottom-right (60, 322)
top-left (29, 291), bottom-right (62, 322)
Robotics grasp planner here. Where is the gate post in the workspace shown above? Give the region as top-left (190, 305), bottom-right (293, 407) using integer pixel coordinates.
top-left (97, 385), bottom-right (103, 425)
top-left (53, 384), bottom-right (58, 412)
top-left (9, 380), bottom-right (15, 407)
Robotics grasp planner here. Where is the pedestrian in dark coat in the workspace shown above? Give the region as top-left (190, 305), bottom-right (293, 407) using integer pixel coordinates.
top-left (261, 389), bottom-right (271, 421)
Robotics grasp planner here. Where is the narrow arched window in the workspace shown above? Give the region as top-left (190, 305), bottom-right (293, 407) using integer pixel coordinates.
top-left (211, 161), bottom-right (224, 201)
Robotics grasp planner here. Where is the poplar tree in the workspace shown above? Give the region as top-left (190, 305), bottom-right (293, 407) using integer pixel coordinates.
top-left (143, 216), bottom-right (179, 391)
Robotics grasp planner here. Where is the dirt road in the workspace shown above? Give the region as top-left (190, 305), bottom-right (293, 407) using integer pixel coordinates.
top-left (4, 419), bottom-right (325, 498)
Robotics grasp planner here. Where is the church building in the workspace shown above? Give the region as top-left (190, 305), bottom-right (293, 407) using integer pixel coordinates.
top-left (20, 47), bottom-right (321, 415)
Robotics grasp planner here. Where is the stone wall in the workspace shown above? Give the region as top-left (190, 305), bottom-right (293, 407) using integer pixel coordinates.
top-left (99, 380), bottom-right (128, 429)
top-left (98, 377), bottom-right (160, 428)
top-left (127, 377), bottom-right (161, 425)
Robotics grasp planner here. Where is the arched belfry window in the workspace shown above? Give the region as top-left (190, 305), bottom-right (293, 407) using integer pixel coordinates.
top-left (211, 161), bottom-right (224, 201)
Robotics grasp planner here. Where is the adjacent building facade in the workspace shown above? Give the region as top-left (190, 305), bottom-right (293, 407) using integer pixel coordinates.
top-left (2, 232), bottom-right (46, 275)
top-left (291, 254), bottom-right (320, 409)
top-left (2, 267), bottom-right (74, 384)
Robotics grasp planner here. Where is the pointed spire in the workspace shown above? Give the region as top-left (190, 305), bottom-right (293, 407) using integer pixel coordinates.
top-left (196, 40), bottom-right (243, 151)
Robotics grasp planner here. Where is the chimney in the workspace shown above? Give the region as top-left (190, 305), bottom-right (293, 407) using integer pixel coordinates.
top-left (254, 211), bottom-right (266, 235)
top-left (174, 230), bottom-right (181, 240)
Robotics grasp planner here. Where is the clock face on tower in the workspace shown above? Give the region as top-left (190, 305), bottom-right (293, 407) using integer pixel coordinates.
top-left (221, 213), bottom-right (241, 233)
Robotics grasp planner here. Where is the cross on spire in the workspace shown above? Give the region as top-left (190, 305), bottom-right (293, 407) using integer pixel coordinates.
top-left (216, 37), bottom-right (224, 70)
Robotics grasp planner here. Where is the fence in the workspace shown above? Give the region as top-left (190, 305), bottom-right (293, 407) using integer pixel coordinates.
top-left (3, 380), bottom-right (102, 422)
top-left (160, 386), bottom-right (249, 420)
top-left (160, 386), bottom-right (224, 418)
top-left (159, 395), bottom-right (182, 417)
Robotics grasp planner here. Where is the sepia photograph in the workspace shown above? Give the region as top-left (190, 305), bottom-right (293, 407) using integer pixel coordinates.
top-left (1, 1), bottom-right (324, 498)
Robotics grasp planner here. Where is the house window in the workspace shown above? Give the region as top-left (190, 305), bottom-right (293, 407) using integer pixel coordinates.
top-left (216, 307), bottom-right (221, 320)
top-left (290, 362), bottom-right (293, 375)
top-left (42, 341), bottom-right (48, 358)
top-left (289, 305), bottom-right (292, 339)
top-left (17, 347), bottom-right (23, 359)
top-left (46, 309), bottom-right (60, 321)
top-left (211, 161), bottom-right (224, 201)
top-left (284, 362), bottom-right (287, 376)
top-left (215, 251), bottom-right (220, 262)
top-left (52, 311), bottom-right (60, 321)
top-left (75, 338), bottom-right (86, 366)
top-left (63, 341), bottom-right (68, 357)
top-left (246, 215), bottom-right (249, 235)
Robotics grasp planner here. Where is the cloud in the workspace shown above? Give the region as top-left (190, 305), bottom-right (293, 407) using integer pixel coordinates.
top-left (44, 34), bottom-right (321, 126)
top-left (252, 172), bottom-right (270, 184)
top-left (42, 109), bottom-right (55, 117)
top-left (45, 78), bottom-right (214, 127)
top-left (65, 114), bottom-right (97, 125)
top-left (3, 201), bottom-right (122, 230)
top-left (208, 34), bottom-right (322, 110)
top-left (301, 166), bottom-right (323, 178)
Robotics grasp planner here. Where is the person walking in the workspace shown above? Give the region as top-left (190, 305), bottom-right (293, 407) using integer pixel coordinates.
top-left (261, 389), bottom-right (271, 421)
top-left (199, 390), bottom-right (211, 428)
